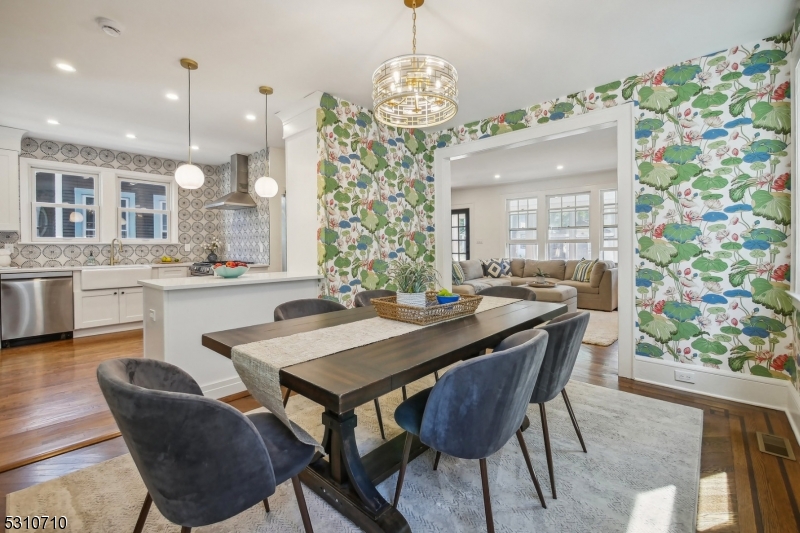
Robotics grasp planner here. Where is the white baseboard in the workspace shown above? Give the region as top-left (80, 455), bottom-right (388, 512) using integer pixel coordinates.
top-left (201, 376), bottom-right (246, 399)
top-left (787, 388), bottom-right (800, 447)
top-left (634, 358), bottom-right (790, 411)
top-left (73, 322), bottom-right (142, 338)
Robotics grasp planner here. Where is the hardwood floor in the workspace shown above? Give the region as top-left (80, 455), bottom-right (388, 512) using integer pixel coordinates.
top-left (1, 333), bottom-right (799, 531)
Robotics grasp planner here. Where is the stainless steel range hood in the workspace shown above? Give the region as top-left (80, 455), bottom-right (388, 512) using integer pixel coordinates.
top-left (205, 153), bottom-right (257, 210)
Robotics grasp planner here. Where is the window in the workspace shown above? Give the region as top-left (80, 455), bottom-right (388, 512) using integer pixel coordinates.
top-left (31, 169), bottom-right (98, 241)
top-left (506, 197), bottom-right (538, 259)
top-left (451, 209), bottom-right (470, 261)
top-left (547, 193), bottom-right (590, 260)
top-left (601, 189), bottom-right (618, 263)
top-left (118, 179), bottom-right (170, 241)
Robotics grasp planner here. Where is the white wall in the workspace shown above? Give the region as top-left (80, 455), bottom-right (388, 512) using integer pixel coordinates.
top-left (267, 147), bottom-right (286, 272)
top-left (451, 170), bottom-right (617, 260)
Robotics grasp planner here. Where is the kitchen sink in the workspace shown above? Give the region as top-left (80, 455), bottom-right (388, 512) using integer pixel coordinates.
top-left (81, 265), bottom-right (152, 290)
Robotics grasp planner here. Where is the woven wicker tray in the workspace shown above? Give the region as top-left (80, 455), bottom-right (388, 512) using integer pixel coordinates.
top-left (371, 291), bottom-right (483, 326)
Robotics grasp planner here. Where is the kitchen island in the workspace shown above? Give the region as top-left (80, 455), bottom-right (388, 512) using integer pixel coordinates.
top-left (139, 271), bottom-right (322, 398)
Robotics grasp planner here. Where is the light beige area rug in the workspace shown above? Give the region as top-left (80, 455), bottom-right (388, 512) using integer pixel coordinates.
top-left (7, 378), bottom-right (701, 532)
top-left (582, 310), bottom-right (619, 346)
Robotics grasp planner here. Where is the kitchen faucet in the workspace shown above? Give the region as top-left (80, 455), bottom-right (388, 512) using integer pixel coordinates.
top-left (110, 238), bottom-right (122, 265)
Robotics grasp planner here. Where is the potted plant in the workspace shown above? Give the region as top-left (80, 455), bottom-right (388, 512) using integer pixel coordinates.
top-left (534, 267), bottom-right (547, 285)
top-left (390, 259), bottom-right (438, 307)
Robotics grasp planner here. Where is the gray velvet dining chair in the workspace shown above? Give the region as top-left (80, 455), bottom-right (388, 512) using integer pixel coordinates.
top-left (96, 358), bottom-right (315, 533)
top-left (478, 285), bottom-right (538, 301)
top-left (274, 298), bottom-right (391, 440)
top-left (392, 330), bottom-right (550, 533)
top-left (494, 310), bottom-right (590, 499)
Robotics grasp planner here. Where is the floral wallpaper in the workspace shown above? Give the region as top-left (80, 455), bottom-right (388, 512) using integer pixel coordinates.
top-left (318, 29), bottom-right (797, 386)
top-left (317, 93), bottom-right (436, 306)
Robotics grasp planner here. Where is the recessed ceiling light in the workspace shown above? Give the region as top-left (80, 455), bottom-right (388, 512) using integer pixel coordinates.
top-left (56, 63), bottom-right (75, 72)
top-left (166, 93), bottom-right (179, 100)
top-left (47, 119), bottom-right (59, 125)
top-left (494, 174), bottom-right (501, 179)
top-left (191, 145), bottom-right (199, 150)
top-left (557, 165), bottom-right (564, 170)
top-left (126, 133), bottom-right (136, 139)
top-left (245, 114), bottom-right (256, 121)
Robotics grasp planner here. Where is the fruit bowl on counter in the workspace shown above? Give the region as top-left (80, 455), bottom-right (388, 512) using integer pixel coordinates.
top-left (212, 261), bottom-right (250, 278)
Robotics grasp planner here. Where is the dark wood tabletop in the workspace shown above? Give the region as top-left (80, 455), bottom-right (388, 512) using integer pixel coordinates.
top-left (202, 300), bottom-right (566, 413)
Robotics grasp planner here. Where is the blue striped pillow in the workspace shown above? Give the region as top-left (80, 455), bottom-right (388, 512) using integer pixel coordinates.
top-left (572, 259), bottom-right (597, 282)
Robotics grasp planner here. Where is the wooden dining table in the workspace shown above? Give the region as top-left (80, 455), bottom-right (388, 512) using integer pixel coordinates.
top-left (202, 299), bottom-right (566, 533)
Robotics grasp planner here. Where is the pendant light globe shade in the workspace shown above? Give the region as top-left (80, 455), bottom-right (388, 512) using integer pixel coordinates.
top-left (175, 163), bottom-right (204, 190)
top-left (254, 176), bottom-right (278, 198)
top-left (69, 211), bottom-right (84, 223)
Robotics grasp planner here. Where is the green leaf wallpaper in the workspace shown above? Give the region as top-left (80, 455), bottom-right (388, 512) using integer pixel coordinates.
top-left (317, 33), bottom-right (796, 387)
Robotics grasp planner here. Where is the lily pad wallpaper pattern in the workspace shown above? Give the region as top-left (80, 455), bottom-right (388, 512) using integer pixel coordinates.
top-left (3, 138), bottom-right (223, 267)
top-left (318, 31), bottom-right (796, 385)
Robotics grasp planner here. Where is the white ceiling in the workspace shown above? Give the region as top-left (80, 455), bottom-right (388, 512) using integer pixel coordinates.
top-left (0, 0), bottom-right (794, 164)
top-left (450, 126), bottom-right (617, 188)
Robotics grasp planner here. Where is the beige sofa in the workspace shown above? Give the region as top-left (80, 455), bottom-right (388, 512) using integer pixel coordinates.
top-left (453, 258), bottom-right (618, 312)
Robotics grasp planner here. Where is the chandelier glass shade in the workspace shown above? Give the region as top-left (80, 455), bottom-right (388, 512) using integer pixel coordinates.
top-left (372, 0), bottom-right (458, 128)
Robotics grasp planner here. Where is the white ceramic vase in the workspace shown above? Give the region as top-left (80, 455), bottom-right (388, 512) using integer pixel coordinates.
top-left (396, 291), bottom-right (427, 307)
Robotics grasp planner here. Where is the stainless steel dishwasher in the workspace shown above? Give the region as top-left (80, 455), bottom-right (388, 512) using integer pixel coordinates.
top-left (1, 271), bottom-right (74, 347)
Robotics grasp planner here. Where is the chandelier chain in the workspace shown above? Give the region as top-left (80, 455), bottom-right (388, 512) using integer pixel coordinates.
top-left (411, 0), bottom-right (416, 54)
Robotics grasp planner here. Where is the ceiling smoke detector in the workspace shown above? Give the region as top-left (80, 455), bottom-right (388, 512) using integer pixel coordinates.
top-left (96, 17), bottom-right (123, 37)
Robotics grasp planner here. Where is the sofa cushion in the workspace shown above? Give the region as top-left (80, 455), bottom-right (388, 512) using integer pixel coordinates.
top-left (523, 260), bottom-right (566, 280)
top-left (452, 284), bottom-right (476, 295)
top-left (452, 261), bottom-right (465, 285)
top-left (460, 259), bottom-right (484, 281)
top-left (590, 260), bottom-right (616, 288)
top-left (557, 279), bottom-right (600, 294)
top-left (510, 258), bottom-right (525, 277)
top-left (571, 259), bottom-right (597, 282)
top-left (565, 260), bottom-right (579, 281)
top-left (512, 277), bottom-right (562, 286)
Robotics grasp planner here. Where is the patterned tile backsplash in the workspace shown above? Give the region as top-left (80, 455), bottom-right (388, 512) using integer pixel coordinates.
top-left (4, 138), bottom-right (269, 267)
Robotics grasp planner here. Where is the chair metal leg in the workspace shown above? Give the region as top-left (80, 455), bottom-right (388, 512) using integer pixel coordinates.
top-left (373, 398), bottom-right (387, 440)
top-left (479, 458), bottom-right (495, 533)
top-left (434, 371), bottom-right (440, 382)
top-left (133, 493), bottom-right (151, 533)
top-left (433, 451), bottom-right (441, 470)
top-left (562, 389), bottom-right (587, 453)
top-left (291, 475), bottom-right (314, 533)
top-left (263, 498), bottom-right (270, 513)
top-left (393, 432), bottom-right (414, 507)
top-left (515, 429), bottom-right (547, 508)
top-left (283, 388), bottom-right (291, 408)
top-left (539, 403), bottom-right (556, 499)
top-left (180, 528), bottom-right (191, 533)
top-left (401, 386), bottom-right (408, 401)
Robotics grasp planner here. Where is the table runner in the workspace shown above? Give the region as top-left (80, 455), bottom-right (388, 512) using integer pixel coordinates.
top-left (231, 296), bottom-right (520, 450)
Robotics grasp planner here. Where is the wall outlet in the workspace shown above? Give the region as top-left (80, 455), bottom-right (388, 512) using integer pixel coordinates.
top-left (259, 242), bottom-right (264, 253)
top-left (674, 370), bottom-right (695, 384)
top-left (184, 243), bottom-right (190, 252)
top-left (149, 309), bottom-right (156, 322)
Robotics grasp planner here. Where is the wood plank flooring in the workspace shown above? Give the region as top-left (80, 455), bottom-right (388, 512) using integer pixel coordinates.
top-left (1, 333), bottom-right (800, 531)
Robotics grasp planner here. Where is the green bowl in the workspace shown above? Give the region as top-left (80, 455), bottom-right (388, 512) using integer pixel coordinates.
top-left (213, 265), bottom-right (249, 278)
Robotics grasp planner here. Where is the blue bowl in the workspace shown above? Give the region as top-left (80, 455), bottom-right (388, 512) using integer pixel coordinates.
top-left (213, 265), bottom-right (249, 278)
top-left (436, 294), bottom-right (460, 305)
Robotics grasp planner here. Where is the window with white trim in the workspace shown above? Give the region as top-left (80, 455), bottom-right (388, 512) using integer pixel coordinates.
top-left (31, 169), bottom-right (99, 241)
top-left (118, 178), bottom-right (170, 242)
top-left (547, 193), bottom-right (590, 260)
top-left (506, 197), bottom-right (538, 259)
top-left (600, 189), bottom-right (618, 263)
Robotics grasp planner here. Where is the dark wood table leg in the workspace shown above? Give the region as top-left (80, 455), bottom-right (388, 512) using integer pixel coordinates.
top-left (300, 410), bottom-right (414, 533)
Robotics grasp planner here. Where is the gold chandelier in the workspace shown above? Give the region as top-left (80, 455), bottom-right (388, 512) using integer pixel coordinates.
top-left (372, 0), bottom-right (458, 128)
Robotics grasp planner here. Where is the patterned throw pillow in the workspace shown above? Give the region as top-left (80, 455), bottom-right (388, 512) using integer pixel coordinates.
top-left (572, 258), bottom-right (597, 282)
top-left (452, 261), bottom-right (465, 285)
top-left (484, 259), bottom-right (504, 278)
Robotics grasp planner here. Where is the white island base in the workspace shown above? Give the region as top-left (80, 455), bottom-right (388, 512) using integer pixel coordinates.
top-left (140, 272), bottom-right (322, 398)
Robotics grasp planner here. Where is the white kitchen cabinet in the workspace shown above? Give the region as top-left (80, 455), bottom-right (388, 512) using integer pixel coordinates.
top-left (119, 287), bottom-right (144, 322)
top-left (152, 266), bottom-right (189, 279)
top-left (0, 148), bottom-right (19, 231)
top-left (75, 289), bottom-right (120, 329)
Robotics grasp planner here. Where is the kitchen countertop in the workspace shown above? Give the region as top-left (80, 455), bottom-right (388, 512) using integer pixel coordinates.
top-left (0, 263), bottom-right (269, 275)
top-left (139, 271), bottom-right (321, 291)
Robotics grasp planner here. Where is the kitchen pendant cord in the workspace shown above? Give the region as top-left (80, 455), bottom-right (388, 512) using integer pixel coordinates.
top-left (187, 67), bottom-right (192, 165)
top-left (265, 91), bottom-right (269, 176)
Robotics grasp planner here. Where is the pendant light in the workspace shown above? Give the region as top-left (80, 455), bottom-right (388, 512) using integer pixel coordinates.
top-left (254, 86), bottom-right (278, 198)
top-left (174, 58), bottom-right (205, 190)
top-left (372, 0), bottom-right (458, 128)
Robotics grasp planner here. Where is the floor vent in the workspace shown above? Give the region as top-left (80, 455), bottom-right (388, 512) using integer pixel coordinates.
top-left (756, 432), bottom-right (796, 460)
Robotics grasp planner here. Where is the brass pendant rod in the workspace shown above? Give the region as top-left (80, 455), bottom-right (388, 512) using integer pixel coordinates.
top-left (187, 67), bottom-right (192, 164)
top-left (265, 91), bottom-right (269, 176)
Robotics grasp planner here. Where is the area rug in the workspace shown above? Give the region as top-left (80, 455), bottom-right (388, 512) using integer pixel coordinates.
top-left (582, 310), bottom-right (619, 346)
top-left (6, 378), bottom-right (701, 532)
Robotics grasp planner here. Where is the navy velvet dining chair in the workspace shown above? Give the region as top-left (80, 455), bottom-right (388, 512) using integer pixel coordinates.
top-left (97, 358), bottom-right (315, 533)
top-left (273, 298), bottom-right (391, 440)
top-left (494, 310), bottom-right (590, 499)
top-left (392, 330), bottom-right (550, 532)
